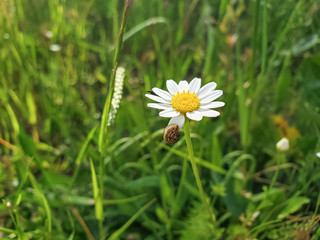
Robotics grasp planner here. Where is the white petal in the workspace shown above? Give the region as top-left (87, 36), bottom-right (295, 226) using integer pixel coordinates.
top-left (178, 80), bottom-right (189, 92)
top-left (200, 101), bottom-right (225, 109)
top-left (147, 103), bottom-right (172, 110)
top-left (197, 82), bottom-right (217, 98)
top-left (166, 80), bottom-right (180, 95)
top-left (198, 109), bottom-right (220, 117)
top-left (159, 109), bottom-right (180, 118)
top-left (152, 87), bottom-right (172, 101)
top-left (145, 94), bottom-right (169, 104)
top-left (189, 78), bottom-right (201, 94)
top-left (199, 90), bottom-right (223, 104)
top-left (186, 111), bottom-right (203, 121)
top-left (168, 114), bottom-right (185, 129)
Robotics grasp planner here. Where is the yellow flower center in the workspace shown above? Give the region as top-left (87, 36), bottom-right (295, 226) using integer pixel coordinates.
top-left (171, 91), bottom-right (200, 113)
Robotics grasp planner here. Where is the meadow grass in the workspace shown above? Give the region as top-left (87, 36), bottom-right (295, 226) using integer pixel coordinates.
top-left (1, 0), bottom-right (320, 239)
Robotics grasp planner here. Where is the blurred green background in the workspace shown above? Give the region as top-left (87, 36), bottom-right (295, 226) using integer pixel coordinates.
top-left (1, 0), bottom-right (320, 239)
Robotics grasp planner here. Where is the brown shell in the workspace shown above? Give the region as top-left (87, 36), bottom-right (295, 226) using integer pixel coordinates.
top-left (163, 124), bottom-right (180, 144)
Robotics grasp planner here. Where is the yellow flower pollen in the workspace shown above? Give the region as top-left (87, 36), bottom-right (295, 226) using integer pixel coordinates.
top-left (171, 91), bottom-right (200, 113)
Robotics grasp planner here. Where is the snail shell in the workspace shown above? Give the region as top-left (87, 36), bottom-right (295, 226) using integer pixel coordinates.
top-left (163, 124), bottom-right (180, 144)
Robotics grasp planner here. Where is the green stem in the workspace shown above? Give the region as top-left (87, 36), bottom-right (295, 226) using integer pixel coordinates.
top-left (107, 198), bottom-right (157, 240)
top-left (269, 152), bottom-right (285, 190)
top-left (174, 156), bottom-right (188, 217)
top-left (97, 1), bottom-right (131, 238)
top-left (99, 0), bottom-right (130, 153)
top-left (0, 226), bottom-right (16, 234)
top-left (184, 119), bottom-right (215, 226)
top-left (99, 156), bottom-right (104, 239)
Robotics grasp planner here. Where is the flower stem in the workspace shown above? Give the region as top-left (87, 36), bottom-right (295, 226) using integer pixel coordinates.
top-left (97, 1), bottom-right (131, 238)
top-left (269, 152), bottom-right (285, 190)
top-left (184, 119), bottom-right (215, 226)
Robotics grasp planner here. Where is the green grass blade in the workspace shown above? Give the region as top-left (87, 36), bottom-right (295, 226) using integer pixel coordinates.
top-left (99, 0), bottom-right (130, 153)
top-left (160, 143), bottom-right (226, 174)
top-left (67, 211), bottom-right (75, 240)
top-left (28, 173), bottom-right (52, 235)
top-left (0, 226), bottom-right (17, 234)
top-left (107, 198), bottom-right (157, 240)
top-left (260, 0), bottom-right (268, 75)
top-left (124, 17), bottom-right (167, 41)
top-left (90, 158), bottom-right (103, 221)
top-left (70, 126), bottom-right (97, 188)
top-left (249, 0), bottom-right (261, 89)
top-left (25, 91), bottom-right (37, 125)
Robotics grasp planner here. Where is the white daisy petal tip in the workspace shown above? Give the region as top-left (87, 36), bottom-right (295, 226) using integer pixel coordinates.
top-left (178, 80), bottom-right (189, 92)
top-left (316, 152), bottom-right (320, 158)
top-left (199, 90), bottom-right (223, 104)
top-left (198, 109), bottom-right (220, 117)
top-left (147, 103), bottom-right (172, 110)
top-left (145, 94), bottom-right (169, 104)
top-left (186, 111), bottom-right (203, 121)
top-left (166, 79), bottom-right (180, 95)
top-left (159, 109), bottom-right (180, 118)
top-left (189, 77), bottom-right (201, 93)
top-left (200, 101), bottom-right (225, 109)
top-left (197, 82), bottom-right (217, 97)
top-left (168, 114), bottom-right (185, 129)
top-left (152, 87), bottom-right (172, 100)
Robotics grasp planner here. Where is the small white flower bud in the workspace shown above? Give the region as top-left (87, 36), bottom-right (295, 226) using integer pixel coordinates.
top-left (49, 44), bottom-right (61, 52)
top-left (6, 201), bottom-right (12, 208)
top-left (44, 30), bottom-right (53, 39)
top-left (276, 137), bottom-right (289, 152)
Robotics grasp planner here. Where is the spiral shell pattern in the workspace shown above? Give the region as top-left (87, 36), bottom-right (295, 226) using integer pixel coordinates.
top-left (163, 124), bottom-right (180, 144)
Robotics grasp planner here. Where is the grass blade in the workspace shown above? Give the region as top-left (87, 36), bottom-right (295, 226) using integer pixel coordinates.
top-left (69, 126), bottom-right (97, 189)
top-left (107, 198), bottom-right (157, 240)
top-left (99, 0), bottom-right (130, 153)
top-left (72, 208), bottom-right (95, 240)
top-left (28, 173), bottom-right (52, 235)
top-left (90, 158), bottom-right (103, 221)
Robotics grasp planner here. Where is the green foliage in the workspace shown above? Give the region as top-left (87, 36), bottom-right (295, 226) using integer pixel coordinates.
top-left (179, 203), bottom-right (221, 240)
top-left (0, 0), bottom-right (320, 239)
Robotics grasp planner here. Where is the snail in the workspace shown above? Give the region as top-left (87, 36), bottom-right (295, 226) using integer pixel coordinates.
top-left (163, 124), bottom-right (180, 144)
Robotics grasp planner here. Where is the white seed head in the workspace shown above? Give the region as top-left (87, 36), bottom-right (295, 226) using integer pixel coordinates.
top-left (108, 66), bottom-right (125, 126)
top-left (316, 152), bottom-right (320, 158)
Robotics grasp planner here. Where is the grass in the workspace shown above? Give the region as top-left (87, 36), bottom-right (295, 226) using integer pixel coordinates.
top-left (1, 0), bottom-right (320, 239)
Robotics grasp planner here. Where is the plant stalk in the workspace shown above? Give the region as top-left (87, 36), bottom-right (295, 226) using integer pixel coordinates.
top-left (97, 1), bottom-right (131, 238)
top-left (184, 119), bottom-right (215, 227)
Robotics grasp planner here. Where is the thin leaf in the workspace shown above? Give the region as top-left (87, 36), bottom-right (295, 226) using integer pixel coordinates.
top-left (90, 159), bottom-right (103, 221)
top-left (107, 198), bottom-right (157, 240)
top-left (278, 197), bottom-right (310, 219)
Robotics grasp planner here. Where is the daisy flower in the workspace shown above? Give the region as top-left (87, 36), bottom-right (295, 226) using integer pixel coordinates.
top-left (145, 78), bottom-right (224, 128)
